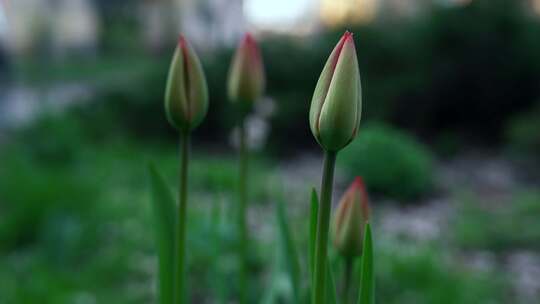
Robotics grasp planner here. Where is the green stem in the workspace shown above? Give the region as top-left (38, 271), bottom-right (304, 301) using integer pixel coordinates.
top-left (312, 150), bottom-right (337, 304)
top-left (174, 131), bottom-right (190, 304)
top-left (343, 257), bottom-right (353, 303)
top-left (238, 120), bottom-right (249, 304)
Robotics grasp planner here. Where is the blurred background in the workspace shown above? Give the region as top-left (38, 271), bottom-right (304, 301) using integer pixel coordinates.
top-left (1, 0), bottom-right (539, 303)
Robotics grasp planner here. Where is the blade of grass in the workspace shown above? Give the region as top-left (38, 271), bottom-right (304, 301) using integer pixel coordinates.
top-left (275, 197), bottom-right (301, 304)
top-left (148, 163), bottom-right (176, 304)
top-left (357, 223), bottom-right (374, 304)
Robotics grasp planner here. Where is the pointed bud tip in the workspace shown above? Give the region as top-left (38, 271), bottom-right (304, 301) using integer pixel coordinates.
top-left (244, 32), bottom-right (254, 42)
top-left (178, 35), bottom-right (186, 47)
top-left (242, 33), bottom-right (259, 51)
top-left (343, 31), bottom-right (355, 46)
top-left (352, 176), bottom-right (365, 190)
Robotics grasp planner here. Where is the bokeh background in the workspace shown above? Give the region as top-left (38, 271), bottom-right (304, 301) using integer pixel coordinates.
top-left (1, 0), bottom-right (540, 303)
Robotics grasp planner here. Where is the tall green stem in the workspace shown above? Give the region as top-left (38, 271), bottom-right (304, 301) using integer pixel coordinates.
top-left (343, 257), bottom-right (353, 303)
top-left (238, 120), bottom-right (249, 304)
top-left (174, 131), bottom-right (190, 304)
top-left (312, 150), bottom-right (337, 304)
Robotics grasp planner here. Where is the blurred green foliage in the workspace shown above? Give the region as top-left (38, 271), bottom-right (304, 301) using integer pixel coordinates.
top-left (0, 108), bottom-right (525, 303)
top-left (0, 121), bottom-right (269, 303)
top-left (505, 105), bottom-right (540, 155)
top-left (17, 0), bottom-right (540, 151)
top-left (338, 123), bottom-right (435, 200)
top-left (377, 246), bottom-right (506, 304)
top-left (2, 0), bottom-right (539, 302)
top-left (453, 191), bottom-right (540, 252)
top-left (260, 0), bottom-right (540, 149)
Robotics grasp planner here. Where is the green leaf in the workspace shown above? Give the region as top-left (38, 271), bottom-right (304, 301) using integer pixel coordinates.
top-left (275, 198), bottom-right (301, 304)
top-left (309, 188), bottom-right (319, 282)
top-left (358, 223), bottom-right (374, 304)
top-left (326, 261), bottom-right (338, 304)
top-left (148, 163), bottom-right (176, 304)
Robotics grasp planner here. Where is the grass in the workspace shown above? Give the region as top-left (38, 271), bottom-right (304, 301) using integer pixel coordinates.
top-left (0, 111), bottom-right (525, 303)
top-left (13, 54), bottom-right (162, 87)
top-left (0, 129), bottom-right (276, 303)
top-left (453, 191), bottom-right (540, 252)
top-left (376, 243), bottom-right (507, 304)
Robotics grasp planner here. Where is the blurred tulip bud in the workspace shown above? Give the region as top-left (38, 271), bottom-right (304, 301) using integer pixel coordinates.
top-left (165, 35), bottom-right (209, 132)
top-left (309, 31), bottom-right (362, 152)
top-left (332, 176), bottom-right (370, 258)
top-left (228, 33), bottom-right (265, 112)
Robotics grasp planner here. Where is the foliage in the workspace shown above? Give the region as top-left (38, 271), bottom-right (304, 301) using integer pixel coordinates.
top-left (505, 104), bottom-right (540, 155)
top-left (358, 223), bottom-right (374, 304)
top-left (148, 165), bottom-right (175, 304)
top-left (338, 123), bottom-right (435, 200)
top-left (453, 191), bottom-right (540, 252)
top-left (376, 245), bottom-right (506, 304)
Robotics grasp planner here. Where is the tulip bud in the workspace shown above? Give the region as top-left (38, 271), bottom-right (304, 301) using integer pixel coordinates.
top-left (332, 177), bottom-right (370, 258)
top-left (165, 35), bottom-right (209, 132)
top-left (227, 33), bottom-right (265, 112)
top-left (309, 31), bottom-right (362, 152)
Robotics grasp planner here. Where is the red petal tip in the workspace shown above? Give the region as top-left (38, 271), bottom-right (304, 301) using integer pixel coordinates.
top-left (243, 33), bottom-right (257, 47)
top-left (178, 35), bottom-right (187, 48)
top-left (352, 176), bottom-right (365, 190)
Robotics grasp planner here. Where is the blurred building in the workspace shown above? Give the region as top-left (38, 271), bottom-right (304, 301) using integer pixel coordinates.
top-left (3, 0), bottom-right (99, 56)
top-left (318, 0), bottom-right (540, 28)
top-left (140, 0), bottom-right (180, 51)
top-left (320, 0), bottom-right (378, 26)
top-left (141, 0), bottom-right (246, 50)
top-left (319, 0), bottom-right (437, 27)
top-left (180, 0), bottom-right (246, 49)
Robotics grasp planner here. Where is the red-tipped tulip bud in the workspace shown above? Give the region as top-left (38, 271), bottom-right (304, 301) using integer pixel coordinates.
top-left (309, 31), bottom-right (362, 152)
top-left (332, 177), bottom-right (370, 258)
top-left (165, 35), bottom-right (209, 132)
top-left (227, 33), bottom-right (265, 111)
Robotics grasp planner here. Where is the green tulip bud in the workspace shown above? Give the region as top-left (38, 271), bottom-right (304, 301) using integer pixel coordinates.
top-left (309, 31), bottom-right (362, 151)
top-left (332, 177), bottom-right (370, 258)
top-left (227, 33), bottom-right (265, 112)
top-left (165, 35), bottom-right (209, 132)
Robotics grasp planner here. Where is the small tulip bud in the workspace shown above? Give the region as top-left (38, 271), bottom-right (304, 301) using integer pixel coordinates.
top-left (227, 33), bottom-right (265, 112)
top-left (332, 177), bottom-right (370, 258)
top-left (309, 31), bottom-right (362, 152)
top-left (165, 35), bottom-right (209, 132)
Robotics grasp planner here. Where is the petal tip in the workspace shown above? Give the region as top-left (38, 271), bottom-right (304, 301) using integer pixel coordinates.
top-left (353, 176), bottom-right (365, 190)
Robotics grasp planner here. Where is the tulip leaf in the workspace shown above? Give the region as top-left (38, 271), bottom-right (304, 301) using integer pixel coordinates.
top-left (276, 197), bottom-right (301, 304)
top-left (358, 222), bottom-right (374, 304)
top-left (148, 163), bottom-right (176, 304)
top-left (309, 188), bottom-right (319, 281)
top-left (327, 261), bottom-right (338, 304)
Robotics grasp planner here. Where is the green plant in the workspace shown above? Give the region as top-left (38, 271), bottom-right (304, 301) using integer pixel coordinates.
top-left (505, 105), bottom-right (540, 154)
top-left (227, 32), bottom-right (266, 304)
top-left (454, 191), bottom-right (540, 252)
top-left (339, 123), bottom-right (434, 200)
top-left (377, 246), bottom-right (506, 304)
top-left (151, 35), bottom-right (209, 304)
top-left (308, 31), bottom-right (373, 304)
top-left (331, 177), bottom-right (371, 302)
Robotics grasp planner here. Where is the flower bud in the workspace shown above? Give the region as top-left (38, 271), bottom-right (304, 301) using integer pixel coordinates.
top-left (165, 35), bottom-right (209, 132)
top-left (309, 31), bottom-right (362, 152)
top-left (227, 33), bottom-right (265, 111)
top-left (332, 177), bottom-right (370, 258)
